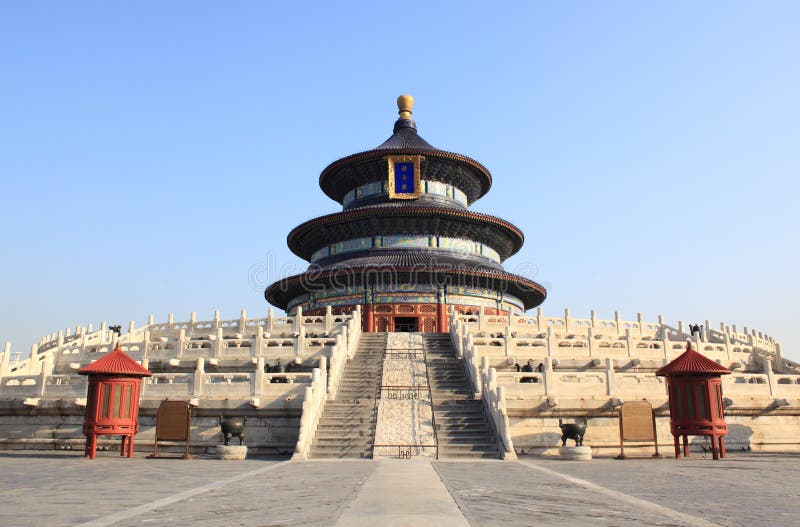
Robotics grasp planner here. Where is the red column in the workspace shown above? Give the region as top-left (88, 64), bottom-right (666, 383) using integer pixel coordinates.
top-left (436, 303), bottom-right (448, 333)
top-left (364, 303), bottom-right (375, 333)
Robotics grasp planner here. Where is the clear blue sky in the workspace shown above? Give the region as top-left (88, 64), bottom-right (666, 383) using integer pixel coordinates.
top-left (1, 2), bottom-right (798, 360)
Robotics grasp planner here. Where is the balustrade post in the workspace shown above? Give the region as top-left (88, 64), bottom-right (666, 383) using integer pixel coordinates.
top-left (193, 358), bottom-right (205, 397)
top-left (38, 353), bottom-right (54, 397)
top-left (328, 349), bottom-right (337, 396)
top-left (341, 326), bottom-right (349, 356)
top-left (775, 343), bottom-right (784, 370)
top-left (478, 311), bottom-right (486, 331)
top-left (546, 327), bottom-right (554, 357)
top-left (297, 327), bottom-right (306, 361)
top-left (637, 312), bottom-right (645, 337)
top-left (537, 307), bottom-right (544, 330)
top-left (587, 327), bottom-right (595, 357)
top-left (148, 313), bottom-right (154, 325)
top-left (543, 357), bottom-right (556, 397)
top-left (605, 357), bottom-right (615, 396)
top-left (564, 308), bottom-right (571, 331)
top-left (140, 359), bottom-right (149, 397)
top-left (214, 309), bottom-right (221, 328)
top-left (504, 324), bottom-right (512, 358)
top-left (762, 358), bottom-right (776, 397)
top-left (614, 310), bottom-right (622, 336)
top-left (590, 309), bottom-right (598, 330)
top-left (678, 320), bottom-right (686, 340)
top-left (28, 345), bottom-right (38, 374)
top-left (255, 357), bottom-right (265, 397)
top-left (215, 327), bottom-right (224, 358)
top-left (625, 328), bottom-right (633, 358)
top-left (255, 326), bottom-right (264, 356)
top-left (240, 308), bottom-right (247, 331)
top-left (1, 342), bottom-right (10, 377)
top-left (325, 305), bottom-right (333, 332)
top-left (335, 334), bottom-right (344, 363)
top-left (177, 329), bottom-right (186, 360)
top-left (295, 306), bottom-right (303, 331)
top-left (268, 308), bottom-right (275, 333)
top-left (724, 331), bottom-right (732, 361)
top-left (142, 330), bottom-right (151, 362)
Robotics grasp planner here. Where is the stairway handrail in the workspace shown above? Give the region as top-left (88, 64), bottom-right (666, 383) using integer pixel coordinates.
top-left (422, 337), bottom-right (440, 460)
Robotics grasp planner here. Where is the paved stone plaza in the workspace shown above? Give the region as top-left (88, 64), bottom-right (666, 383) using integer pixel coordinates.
top-left (1, 451), bottom-right (797, 526)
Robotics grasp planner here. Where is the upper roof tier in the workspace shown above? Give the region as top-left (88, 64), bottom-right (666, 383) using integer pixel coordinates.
top-left (319, 95), bottom-right (493, 207)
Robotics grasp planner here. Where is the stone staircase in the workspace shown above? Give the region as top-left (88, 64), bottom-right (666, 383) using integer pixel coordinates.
top-left (309, 333), bottom-right (386, 458)
top-left (424, 333), bottom-right (500, 459)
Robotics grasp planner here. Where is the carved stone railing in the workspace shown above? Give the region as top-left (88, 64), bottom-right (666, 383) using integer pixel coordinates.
top-left (0, 307), bottom-right (360, 410)
top-left (293, 358), bottom-right (327, 460)
top-left (449, 309), bottom-right (515, 458)
top-left (453, 307), bottom-right (799, 412)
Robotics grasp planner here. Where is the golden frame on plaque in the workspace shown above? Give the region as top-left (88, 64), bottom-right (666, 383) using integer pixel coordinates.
top-left (386, 155), bottom-right (424, 200)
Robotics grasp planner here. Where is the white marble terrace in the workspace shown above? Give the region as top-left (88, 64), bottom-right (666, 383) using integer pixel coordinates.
top-left (449, 307), bottom-right (800, 453)
top-left (450, 307), bottom-right (799, 406)
top-left (0, 306), bottom-right (362, 411)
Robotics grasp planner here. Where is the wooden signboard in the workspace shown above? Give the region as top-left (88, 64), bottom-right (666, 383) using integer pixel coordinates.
top-left (616, 401), bottom-right (662, 459)
top-left (148, 400), bottom-right (192, 459)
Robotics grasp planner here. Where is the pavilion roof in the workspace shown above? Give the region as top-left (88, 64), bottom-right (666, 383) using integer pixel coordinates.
top-left (656, 344), bottom-right (731, 377)
top-left (78, 345), bottom-right (152, 377)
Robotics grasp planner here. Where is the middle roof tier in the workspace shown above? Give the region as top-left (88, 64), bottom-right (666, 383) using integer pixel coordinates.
top-left (286, 205), bottom-right (525, 263)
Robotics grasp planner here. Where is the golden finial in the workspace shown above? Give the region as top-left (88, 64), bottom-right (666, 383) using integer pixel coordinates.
top-left (397, 94), bottom-right (414, 119)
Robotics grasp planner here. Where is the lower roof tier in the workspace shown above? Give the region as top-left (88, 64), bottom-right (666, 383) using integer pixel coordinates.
top-left (313, 249), bottom-right (503, 271)
top-left (265, 265), bottom-right (546, 311)
top-left (287, 206), bottom-right (524, 262)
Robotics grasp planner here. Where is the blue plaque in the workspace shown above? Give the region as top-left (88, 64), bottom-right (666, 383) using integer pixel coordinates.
top-left (386, 155), bottom-right (424, 199)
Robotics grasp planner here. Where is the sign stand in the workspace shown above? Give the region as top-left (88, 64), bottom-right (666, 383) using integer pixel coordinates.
top-left (615, 401), bottom-right (662, 459)
top-left (147, 400), bottom-right (193, 459)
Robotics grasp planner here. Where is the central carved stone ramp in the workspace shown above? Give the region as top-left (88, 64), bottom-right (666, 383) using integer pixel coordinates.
top-left (423, 334), bottom-right (500, 459)
top-left (310, 333), bottom-right (386, 458)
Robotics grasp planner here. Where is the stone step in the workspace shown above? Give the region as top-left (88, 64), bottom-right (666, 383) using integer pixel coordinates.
top-left (310, 443), bottom-right (373, 452)
top-left (433, 401), bottom-right (482, 408)
top-left (437, 441), bottom-right (497, 450)
top-left (435, 415), bottom-right (486, 422)
top-left (317, 419), bottom-right (375, 426)
top-left (312, 438), bottom-right (373, 446)
top-left (436, 450), bottom-right (500, 459)
top-left (310, 450), bottom-right (372, 459)
top-left (316, 427), bottom-right (375, 434)
top-left (319, 413), bottom-right (375, 421)
top-left (315, 427), bottom-right (374, 435)
top-left (437, 435), bottom-right (495, 443)
top-left (436, 426), bottom-right (491, 434)
top-left (320, 408), bottom-right (375, 415)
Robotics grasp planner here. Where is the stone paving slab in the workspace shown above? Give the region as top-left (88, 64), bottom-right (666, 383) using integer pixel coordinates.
top-left (111, 460), bottom-right (374, 527)
top-left (526, 453), bottom-right (800, 527)
top-left (435, 460), bottom-right (701, 526)
top-left (1, 450), bottom-right (798, 526)
top-left (0, 451), bottom-right (286, 526)
top-left (335, 458), bottom-right (469, 526)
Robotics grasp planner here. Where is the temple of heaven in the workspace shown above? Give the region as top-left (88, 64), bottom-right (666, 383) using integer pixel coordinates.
top-left (265, 95), bottom-right (546, 332)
